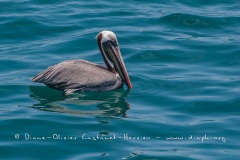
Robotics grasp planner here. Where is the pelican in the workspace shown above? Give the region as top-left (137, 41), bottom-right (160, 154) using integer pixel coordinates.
top-left (32, 30), bottom-right (132, 95)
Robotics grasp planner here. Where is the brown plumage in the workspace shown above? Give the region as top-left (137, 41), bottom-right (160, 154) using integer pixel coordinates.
top-left (32, 60), bottom-right (123, 94)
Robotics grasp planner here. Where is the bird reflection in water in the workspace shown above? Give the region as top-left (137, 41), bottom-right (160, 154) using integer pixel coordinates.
top-left (29, 86), bottom-right (130, 117)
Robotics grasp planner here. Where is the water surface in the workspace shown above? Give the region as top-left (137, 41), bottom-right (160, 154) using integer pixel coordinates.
top-left (0, 0), bottom-right (240, 159)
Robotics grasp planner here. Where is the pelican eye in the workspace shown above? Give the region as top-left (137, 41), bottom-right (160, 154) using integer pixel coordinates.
top-left (108, 40), bottom-right (118, 47)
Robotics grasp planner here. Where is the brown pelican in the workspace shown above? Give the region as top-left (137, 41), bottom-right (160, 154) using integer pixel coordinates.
top-left (32, 30), bottom-right (132, 95)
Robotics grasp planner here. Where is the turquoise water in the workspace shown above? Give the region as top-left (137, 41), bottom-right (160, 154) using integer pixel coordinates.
top-left (1, 0), bottom-right (240, 159)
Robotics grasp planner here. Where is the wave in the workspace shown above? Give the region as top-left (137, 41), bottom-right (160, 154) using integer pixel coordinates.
top-left (158, 13), bottom-right (240, 31)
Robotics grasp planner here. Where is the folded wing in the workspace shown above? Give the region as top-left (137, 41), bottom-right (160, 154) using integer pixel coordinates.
top-left (32, 60), bottom-right (122, 93)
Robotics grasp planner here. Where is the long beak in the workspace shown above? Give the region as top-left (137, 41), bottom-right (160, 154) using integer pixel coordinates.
top-left (102, 41), bottom-right (132, 89)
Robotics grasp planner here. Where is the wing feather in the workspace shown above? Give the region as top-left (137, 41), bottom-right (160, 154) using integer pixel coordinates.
top-left (32, 60), bottom-right (121, 92)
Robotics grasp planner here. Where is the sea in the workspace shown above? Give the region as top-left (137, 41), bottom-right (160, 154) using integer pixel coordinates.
top-left (0, 0), bottom-right (240, 159)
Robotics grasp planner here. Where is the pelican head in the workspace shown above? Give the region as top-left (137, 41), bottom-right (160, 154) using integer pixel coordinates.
top-left (96, 30), bottom-right (132, 89)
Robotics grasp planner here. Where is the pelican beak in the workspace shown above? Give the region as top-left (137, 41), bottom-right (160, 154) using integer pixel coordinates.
top-left (102, 41), bottom-right (132, 89)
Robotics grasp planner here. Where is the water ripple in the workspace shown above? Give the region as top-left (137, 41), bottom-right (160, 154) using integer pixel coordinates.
top-left (1, 0), bottom-right (240, 159)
